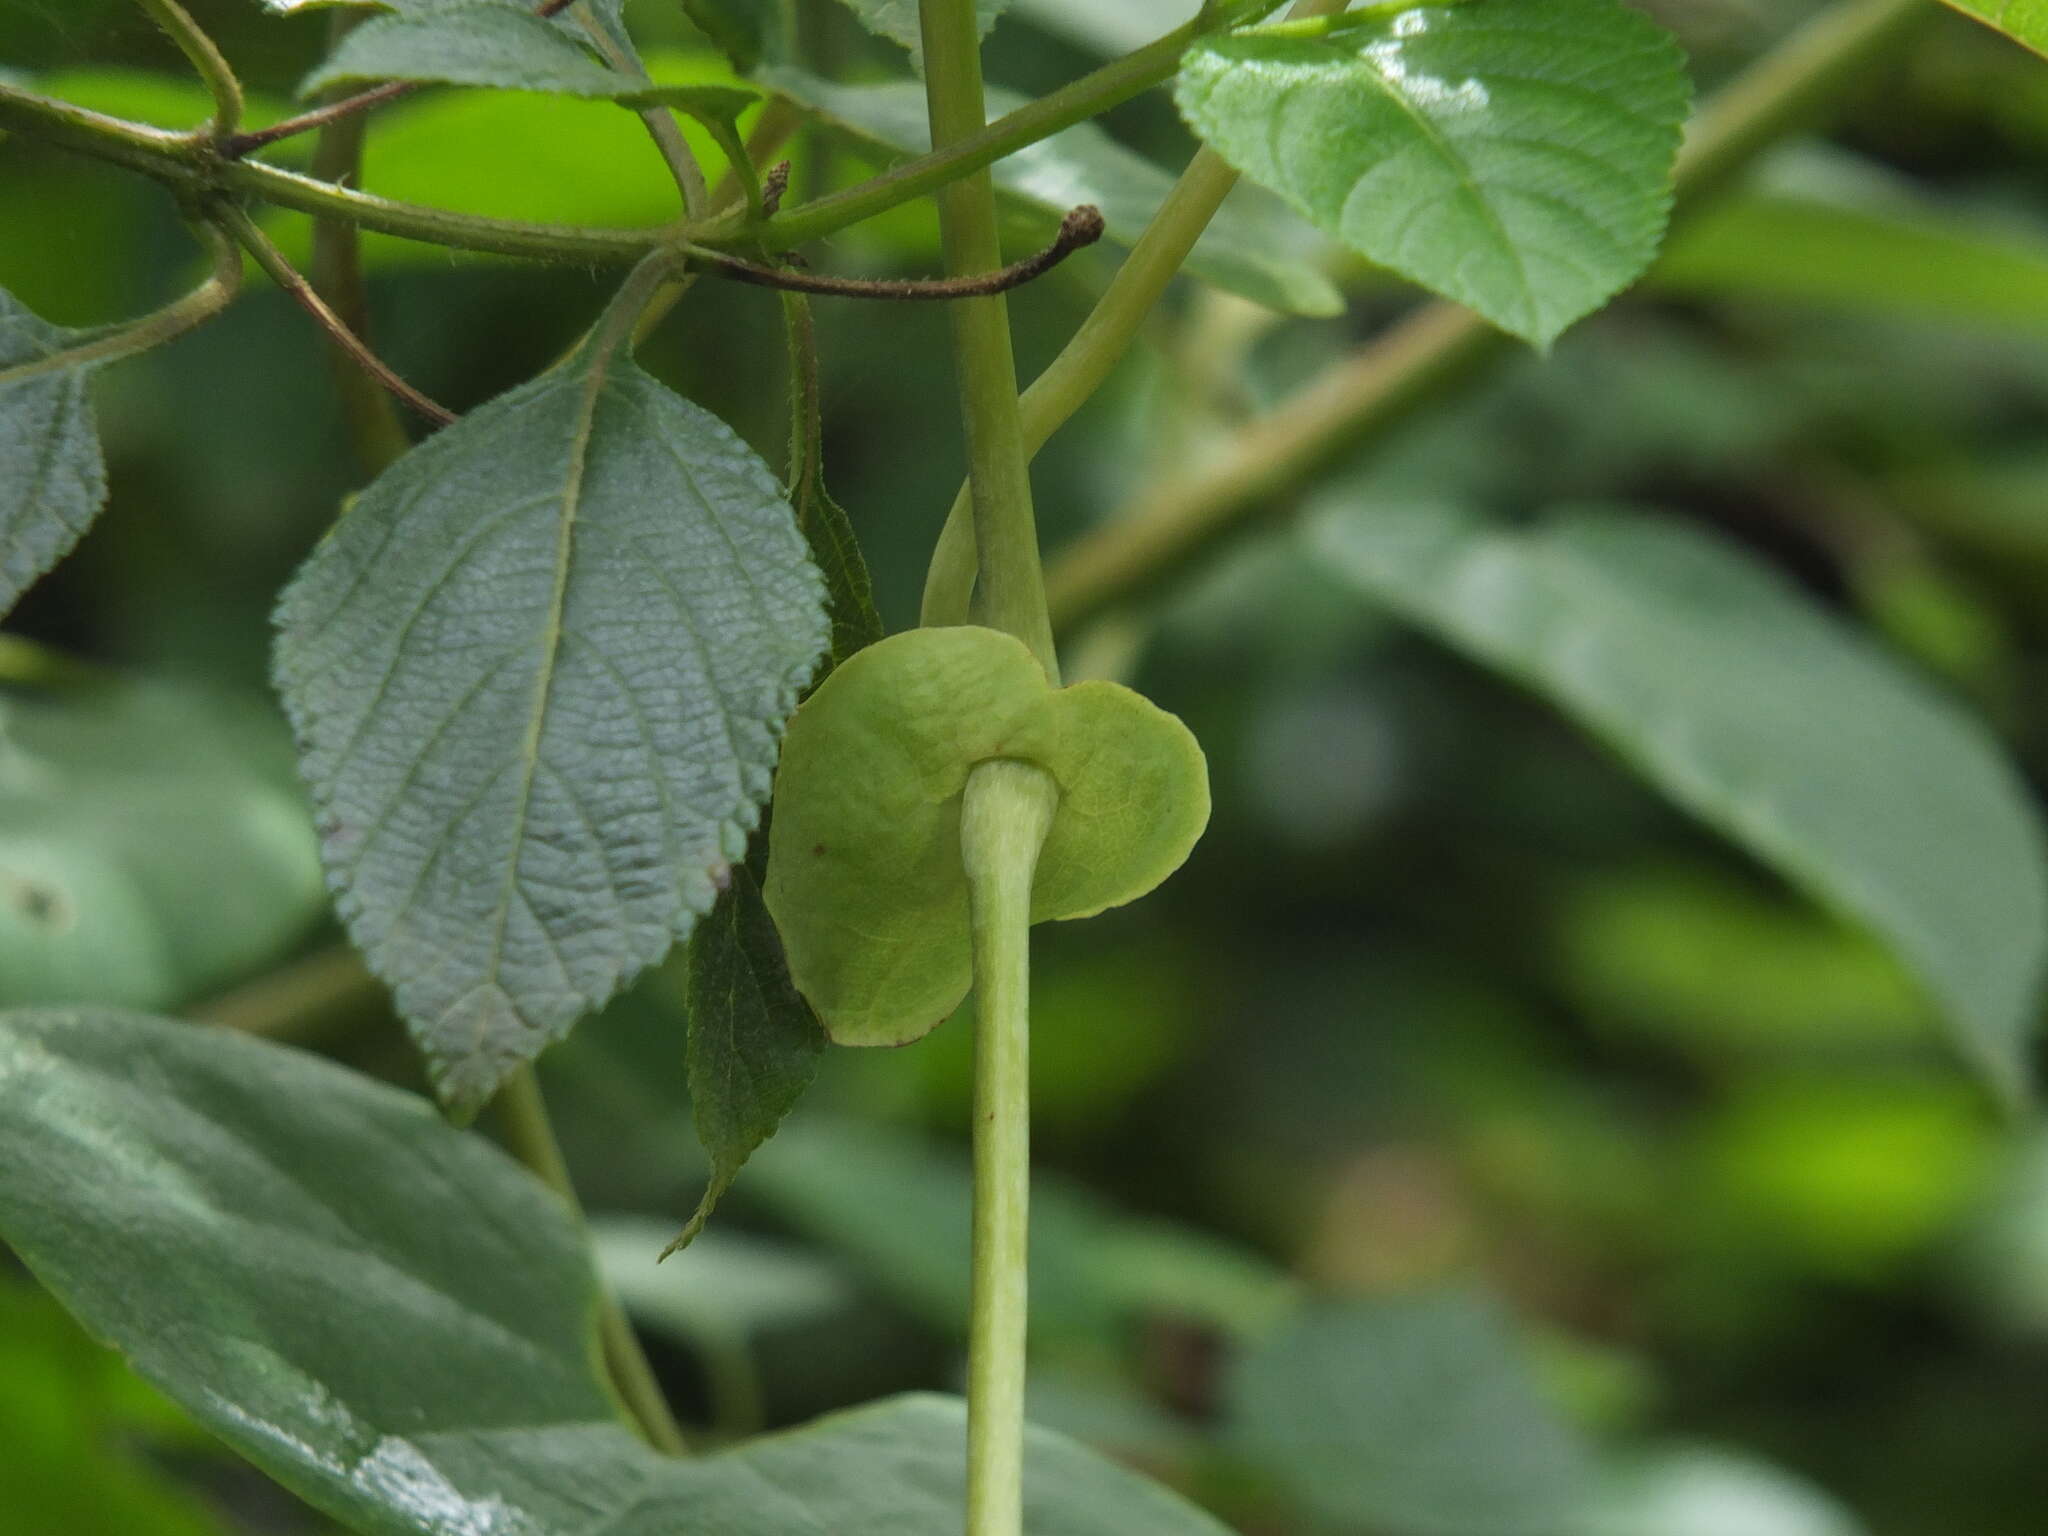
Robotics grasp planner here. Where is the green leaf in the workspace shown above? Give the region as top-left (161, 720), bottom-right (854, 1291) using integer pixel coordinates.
top-left (0, 285), bottom-right (105, 617)
top-left (783, 291), bottom-right (884, 671)
top-left (1940, 0), bottom-right (2048, 58)
top-left (0, 1008), bottom-right (1234, 1536)
top-left (681, 0), bottom-right (776, 74)
top-left (1311, 502), bottom-right (2048, 1105)
top-left (1581, 1445), bottom-right (1871, 1536)
top-left (829, 0), bottom-right (1008, 67)
top-left (672, 863), bottom-right (826, 1253)
top-left (0, 673), bottom-right (326, 1010)
top-left (763, 626), bottom-right (1209, 1048)
top-left (760, 68), bottom-right (1345, 317)
top-left (1652, 149), bottom-right (2048, 331)
top-left (1009, 0), bottom-right (1199, 56)
top-left (273, 319), bottom-right (828, 1117)
top-left (1175, 0), bottom-right (1692, 344)
top-left (1228, 1288), bottom-right (1597, 1536)
top-left (300, 3), bottom-right (638, 99)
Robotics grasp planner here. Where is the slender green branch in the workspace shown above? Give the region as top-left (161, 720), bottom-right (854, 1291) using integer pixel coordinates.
top-left (922, 0), bottom-right (1347, 627)
top-left (1041, 0), bottom-right (1935, 633)
top-left (921, 0), bottom-right (1058, 675)
top-left (215, 203), bottom-right (456, 427)
top-left (135, 0), bottom-right (242, 142)
top-left (0, 216), bottom-right (241, 388)
top-left (957, 759), bottom-right (1059, 1536)
top-left (310, 11), bottom-right (411, 475)
top-left (496, 1068), bottom-right (692, 1457)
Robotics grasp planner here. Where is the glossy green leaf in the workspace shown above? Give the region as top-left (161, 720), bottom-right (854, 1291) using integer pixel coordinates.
top-left (1653, 150), bottom-right (2048, 331)
top-left (0, 285), bottom-right (105, 617)
top-left (830, 0), bottom-right (1008, 66)
top-left (1311, 502), bottom-right (2048, 1105)
top-left (764, 626), bottom-right (1209, 1047)
top-left (672, 863), bottom-right (825, 1253)
top-left (1229, 1288), bottom-right (1597, 1536)
top-left (1581, 1445), bottom-right (1870, 1536)
top-left (0, 1008), bottom-right (1233, 1536)
top-left (301, 4), bottom-right (636, 98)
top-left (1940, 0), bottom-right (2048, 58)
top-left (1176, 0), bottom-right (1692, 344)
top-left (274, 318), bottom-right (828, 1116)
top-left (0, 674), bottom-right (325, 1010)
top-left (760, 68), bottom-right (1344, 317)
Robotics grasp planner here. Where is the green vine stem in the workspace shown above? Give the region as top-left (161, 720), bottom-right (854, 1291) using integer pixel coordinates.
top-left (921, 0), bottom-right (1347, 628)
top-left (957, 758), bottom-right (1060, 1536)
top-left (135, 0), bottom-right (242, 143)
top-left (496, 1068), bottom-right (691, 1456)
top-left (0, 215), bottom-right (241, 388)
top-left (1040, 0), bottom-right (1933, 633)
top-left (0, 4), bottom-right (1273, 268)
top-left (920, 0), bottom-right (1058, 674)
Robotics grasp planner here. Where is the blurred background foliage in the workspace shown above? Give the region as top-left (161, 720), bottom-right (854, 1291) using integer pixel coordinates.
top-left (5, 0), bottom-right (2048, 1532)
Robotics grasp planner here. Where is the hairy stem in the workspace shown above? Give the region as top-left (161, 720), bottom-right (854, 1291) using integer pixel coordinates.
top-left (216, 203), bottom-right (455, 427)
top-left (135, 0), bottom-right (241, 142)
top-left (1041, 0), bottom-right (1934, 633)
top-left (575, 9), bottom-right (710, 215)
top-left (957, 759), bottom-right (1059, 1536)
top-left (496, 1068), bottom-right (692, 1456)
top-left (0, 216), bottom-right (241, 388)
top-left (921, 0), bottom-right (1057, 674)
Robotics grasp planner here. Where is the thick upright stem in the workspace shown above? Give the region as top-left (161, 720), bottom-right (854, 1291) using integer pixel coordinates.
top-left (496, 1068), bottom-right (692, 1457)
top-left (958, 759), bottom-right (1059, 1536)
top-left (920, 0), bottom-right (1057, 675)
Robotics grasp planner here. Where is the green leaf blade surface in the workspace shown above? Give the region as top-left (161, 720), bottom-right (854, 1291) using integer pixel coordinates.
top-left (1312, 502), bottom-right (2048, 1104)
top-left (674, 864), bottom-right (826, 1252)
top-left (0, 1009), bottom-right (1233, 1536)
top-left (1229, 1288), bottom-right (1597, 1536)
top-left (275, 350), bottom-right (827, 1115)
top-left (1939, 0), bottom-right (2048, 58)
top-left (301, 3), bottom-right (638, 98)
top-left (0, 285), bottom-right (106, 618)
top-left (1175, 0), bottom-right (1692, 344)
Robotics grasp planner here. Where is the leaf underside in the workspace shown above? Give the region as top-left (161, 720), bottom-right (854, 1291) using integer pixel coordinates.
top-left (274, 343), bottom-right (826, 1116)
top-left (1175, 0), bottom-right (1692, 345)
top-left (0, 286), bottom-right (107, 618)
top-left (0, 1008), bottom-right (1233, 1536)
top-left (1312, 502), bottom-right (2048, 1105)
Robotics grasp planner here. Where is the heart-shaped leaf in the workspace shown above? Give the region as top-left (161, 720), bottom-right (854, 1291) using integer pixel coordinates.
top-left (763, 626), bottom-right (1209, 1047)
top-left (1175, 0), bottom-right (1692, 345)
top-left (0, 1007), bottom-right (1234, 1536)
top-left (1, 285), bottom-right (106, 618)
top-left (275, 319), bottom-right (827, 1116)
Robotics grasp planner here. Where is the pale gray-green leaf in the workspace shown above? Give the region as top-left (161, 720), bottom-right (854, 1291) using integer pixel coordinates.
top-left (0, 286), bottom-right (105, 617)
top-left (1175, 0), bottom-right (1692, 344)
top-left (301, 4), bottom-right (637, 99)
top-left (830, 0), bottom-right (1007, 66)
top-left (761, 67), bottom-right (1343, 317)
top-left (274, 345), bottom-right (827, 1116)
top-left (1228, 1288), bottom-right (1597, 1536)
top-left (1311, 502), bottom-right (2048, 1105)
top-left (1579, 1446), bottom-right (1870, 1536)
top-left (0, 675), bottom-right (325, 1011)
top-left (0, 1008), bottom-right (1235, 1536)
